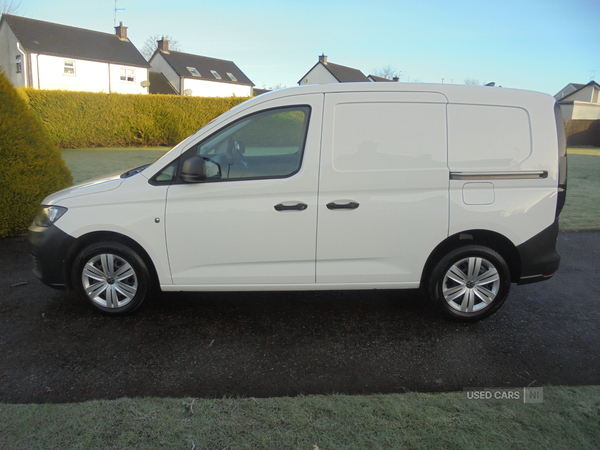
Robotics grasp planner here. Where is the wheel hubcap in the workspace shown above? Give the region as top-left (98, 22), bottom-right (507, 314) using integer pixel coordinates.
top-left (442, 256), bottom-right (500, 313)
top-left (81, 253), bottom-right (138, 309)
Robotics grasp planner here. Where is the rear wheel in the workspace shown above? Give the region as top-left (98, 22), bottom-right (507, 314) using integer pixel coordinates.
top-left (429, 245), bottom-right (511, 322)
top-left (72, 241), bottom-right (150, 315)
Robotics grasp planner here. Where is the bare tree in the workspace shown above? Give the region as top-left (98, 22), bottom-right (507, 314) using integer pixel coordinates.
top-left (372, 64), bottom-right (403, 80)
top-left (464, 78), bottom-right (481, 86)
top-left (1, 0), bottom-right (21, 14)
top-left (141, 34), bottom-right (181, 60)
top-left (262, 83), bottom-right (286, 91)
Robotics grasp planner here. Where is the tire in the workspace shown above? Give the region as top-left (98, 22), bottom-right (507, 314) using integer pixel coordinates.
top-left (428, 245), bottom-right (511, 322)
top-left (72, 241), bottom-right (150, 315)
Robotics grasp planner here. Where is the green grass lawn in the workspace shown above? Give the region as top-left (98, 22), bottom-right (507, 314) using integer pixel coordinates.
top-left (2, 387), bottom-right (599, 449)
top-left (61, 147), bottom-right (169, 184)
top-left (560, 150), bottom-right (600, 230)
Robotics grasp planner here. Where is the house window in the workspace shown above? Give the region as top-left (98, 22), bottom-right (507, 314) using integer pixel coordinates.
top-left (120, 68), bottom-right (135, 82)
top-left (227, 72), bottom-right (237, 82)
top-left (15, 55), bottom-right (22, 73)
top-left (64, 60), bottom-right (75, 75)
top-left (187, 67), bottom-right (201, 77)
top-left (210, 70), bottom-right (221, 80)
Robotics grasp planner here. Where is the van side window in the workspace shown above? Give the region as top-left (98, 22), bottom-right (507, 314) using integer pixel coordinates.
top-left (195, 106), bottom-right (311, 181)
top-left (154, 160), bottom-right (179, 182)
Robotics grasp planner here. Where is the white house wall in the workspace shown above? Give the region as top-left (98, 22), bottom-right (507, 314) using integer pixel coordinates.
top-left (299, 64), bottom-right (338, 85)
top-left (182, 77), bottom-right (252, 97)
top-left (29, 54), bottom-right (147, 94)
top-left (571, 101), bottom-right (600, 120)
top-left (31, 55), bottom-right (106, 91)
top-left (108, 64), bottom-right (148, 95)
top-left (0, 22), bottom-right (27, 87)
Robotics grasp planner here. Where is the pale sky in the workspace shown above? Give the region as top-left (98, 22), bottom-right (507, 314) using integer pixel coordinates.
top-left (8, 0), bottom-right (600, 95)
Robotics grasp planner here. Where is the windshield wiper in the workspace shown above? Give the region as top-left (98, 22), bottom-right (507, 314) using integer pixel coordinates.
top-left (121, 164), bottom-right (150, 179)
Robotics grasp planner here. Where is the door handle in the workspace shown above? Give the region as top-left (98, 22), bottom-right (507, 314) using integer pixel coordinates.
top-left (274, 202), bottom-right (308, 211)
top-left (326, 201), bottom-right (360, 210)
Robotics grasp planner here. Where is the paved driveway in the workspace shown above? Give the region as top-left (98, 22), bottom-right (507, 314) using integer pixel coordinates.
top-left (0, 231), bottom-right (598, 403)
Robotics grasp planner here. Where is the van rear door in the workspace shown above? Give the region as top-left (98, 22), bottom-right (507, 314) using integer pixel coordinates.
top-left (316, 92), bottom-right (449, 285)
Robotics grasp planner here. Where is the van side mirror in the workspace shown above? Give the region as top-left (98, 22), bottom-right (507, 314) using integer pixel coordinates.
top-left (181, 156), bottom-right (207, 183)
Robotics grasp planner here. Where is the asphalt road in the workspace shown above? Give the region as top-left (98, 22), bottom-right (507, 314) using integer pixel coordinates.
top-left (0, 231), bottom-right (598, 404)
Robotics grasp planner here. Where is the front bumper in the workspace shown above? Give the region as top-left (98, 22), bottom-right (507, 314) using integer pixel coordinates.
top-left (516, 219), bottom-right (560, 285)
top-left (27, 224), bottom-right (75, 290)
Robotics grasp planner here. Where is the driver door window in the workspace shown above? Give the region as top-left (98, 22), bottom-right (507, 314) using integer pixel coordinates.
top-left (195, 106), bottom-right (311, 181)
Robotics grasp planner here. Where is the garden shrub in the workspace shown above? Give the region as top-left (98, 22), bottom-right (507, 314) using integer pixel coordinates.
top-left (0, 71), bottom-right (72, 238)
top-left (19, 89), bottom-right (250, 148)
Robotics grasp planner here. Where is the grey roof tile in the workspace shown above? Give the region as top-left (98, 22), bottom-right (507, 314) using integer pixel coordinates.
top-left (2, 14), bottom-right (149, 68)
top-left (153, 49), bottom-right (254, 86)
top-left (324, 62), bottom-right (369, 82)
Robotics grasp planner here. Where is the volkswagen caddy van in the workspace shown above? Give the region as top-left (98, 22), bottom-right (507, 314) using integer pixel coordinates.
top-left (28, 83), bottom-right (567, 321)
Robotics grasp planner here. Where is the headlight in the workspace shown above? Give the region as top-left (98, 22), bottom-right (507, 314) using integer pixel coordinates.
top-left (33, 206), bottom-right (68, 227)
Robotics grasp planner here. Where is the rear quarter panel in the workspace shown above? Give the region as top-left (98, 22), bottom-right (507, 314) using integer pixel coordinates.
top-left (447, 94), bottom-right (559, 246)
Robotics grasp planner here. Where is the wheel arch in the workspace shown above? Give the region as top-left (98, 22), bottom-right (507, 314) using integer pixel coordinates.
top-left (421, 229), bottom-right (521, 288)
top-left (63, 231), bottom-right (160, 292)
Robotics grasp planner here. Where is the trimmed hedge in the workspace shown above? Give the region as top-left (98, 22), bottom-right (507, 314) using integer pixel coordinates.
top-left (565, 119), bottom-right (600, 147)
top-left (0, 72), bottom-right (72, 237)
top-left (19, 89), bottom-right (250, 149)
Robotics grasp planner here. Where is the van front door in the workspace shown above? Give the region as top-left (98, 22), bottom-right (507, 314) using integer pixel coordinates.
top-left (316, 92), bottom-right (449, 286)
top-left (165, 96), bottom-right (323, 287)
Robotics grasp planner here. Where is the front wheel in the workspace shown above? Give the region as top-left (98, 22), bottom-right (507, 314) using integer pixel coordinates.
top-left (429, 245), bottom-right (511, 322)
top-left (71, 241), bottom-right (150, 315)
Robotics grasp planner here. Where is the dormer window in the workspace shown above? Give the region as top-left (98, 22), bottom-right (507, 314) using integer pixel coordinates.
top-left (187, 67), bottom-right (201, 77)
top-left (15, 55), bottom-right (22, 73)
top-left (227, 72), bottom-right (237, 82)
top-left (64, 60), bottom-right (75, 75)
top-left (210, 70), bottom-right (221, 80)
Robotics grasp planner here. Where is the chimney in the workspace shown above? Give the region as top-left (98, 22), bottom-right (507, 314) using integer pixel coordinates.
top-left (319, 54), bottom-right (327, 65)
top-left (392, 76), bottom-right (400, 82)
top-left (115, 22), bottom-right (128, 41)
top-left (157, 38), bottom-right (170, 53)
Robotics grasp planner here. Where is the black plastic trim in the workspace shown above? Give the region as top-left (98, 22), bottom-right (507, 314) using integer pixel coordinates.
top-left (515, 219), bottom-right (560, 285)
top-left (326, 201), bottom-right (360, 210)
top-left (450, 171), bottom-right (548, 180)
top-left (27, 224), bottom-right (76, 290)
top-left (274, 203), bottom-right (308, 211)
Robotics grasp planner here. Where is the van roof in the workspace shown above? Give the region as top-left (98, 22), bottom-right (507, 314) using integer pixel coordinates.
top-left (256, 82), bottom-right (553, 107)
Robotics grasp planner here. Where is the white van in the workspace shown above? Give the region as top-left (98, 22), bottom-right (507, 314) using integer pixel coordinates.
top-left (28, 83), bottom-right (567, 321)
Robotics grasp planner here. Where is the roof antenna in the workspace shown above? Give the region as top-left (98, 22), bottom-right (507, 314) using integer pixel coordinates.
top-left (114, 0), bottom-right (125, 27)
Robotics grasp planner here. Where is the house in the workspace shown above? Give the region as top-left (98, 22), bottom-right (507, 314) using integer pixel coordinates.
top-left (367, 74), bottom-right (400, 82)
top-left (554, 81), bottom-right (600, 120)
top-left (148, 40), bottom-right (254, 97)
top-left (0, 14), bottom-right (150, 94)
top-left (298, 54), bottom-right (369, 85)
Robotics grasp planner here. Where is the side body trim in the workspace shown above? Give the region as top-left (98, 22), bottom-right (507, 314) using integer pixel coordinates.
top-left (450, 171), bottom-right (548, 181)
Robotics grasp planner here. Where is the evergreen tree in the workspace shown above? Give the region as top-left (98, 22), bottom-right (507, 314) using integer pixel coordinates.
top-left (0, 71), bottom-right (72, 237)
